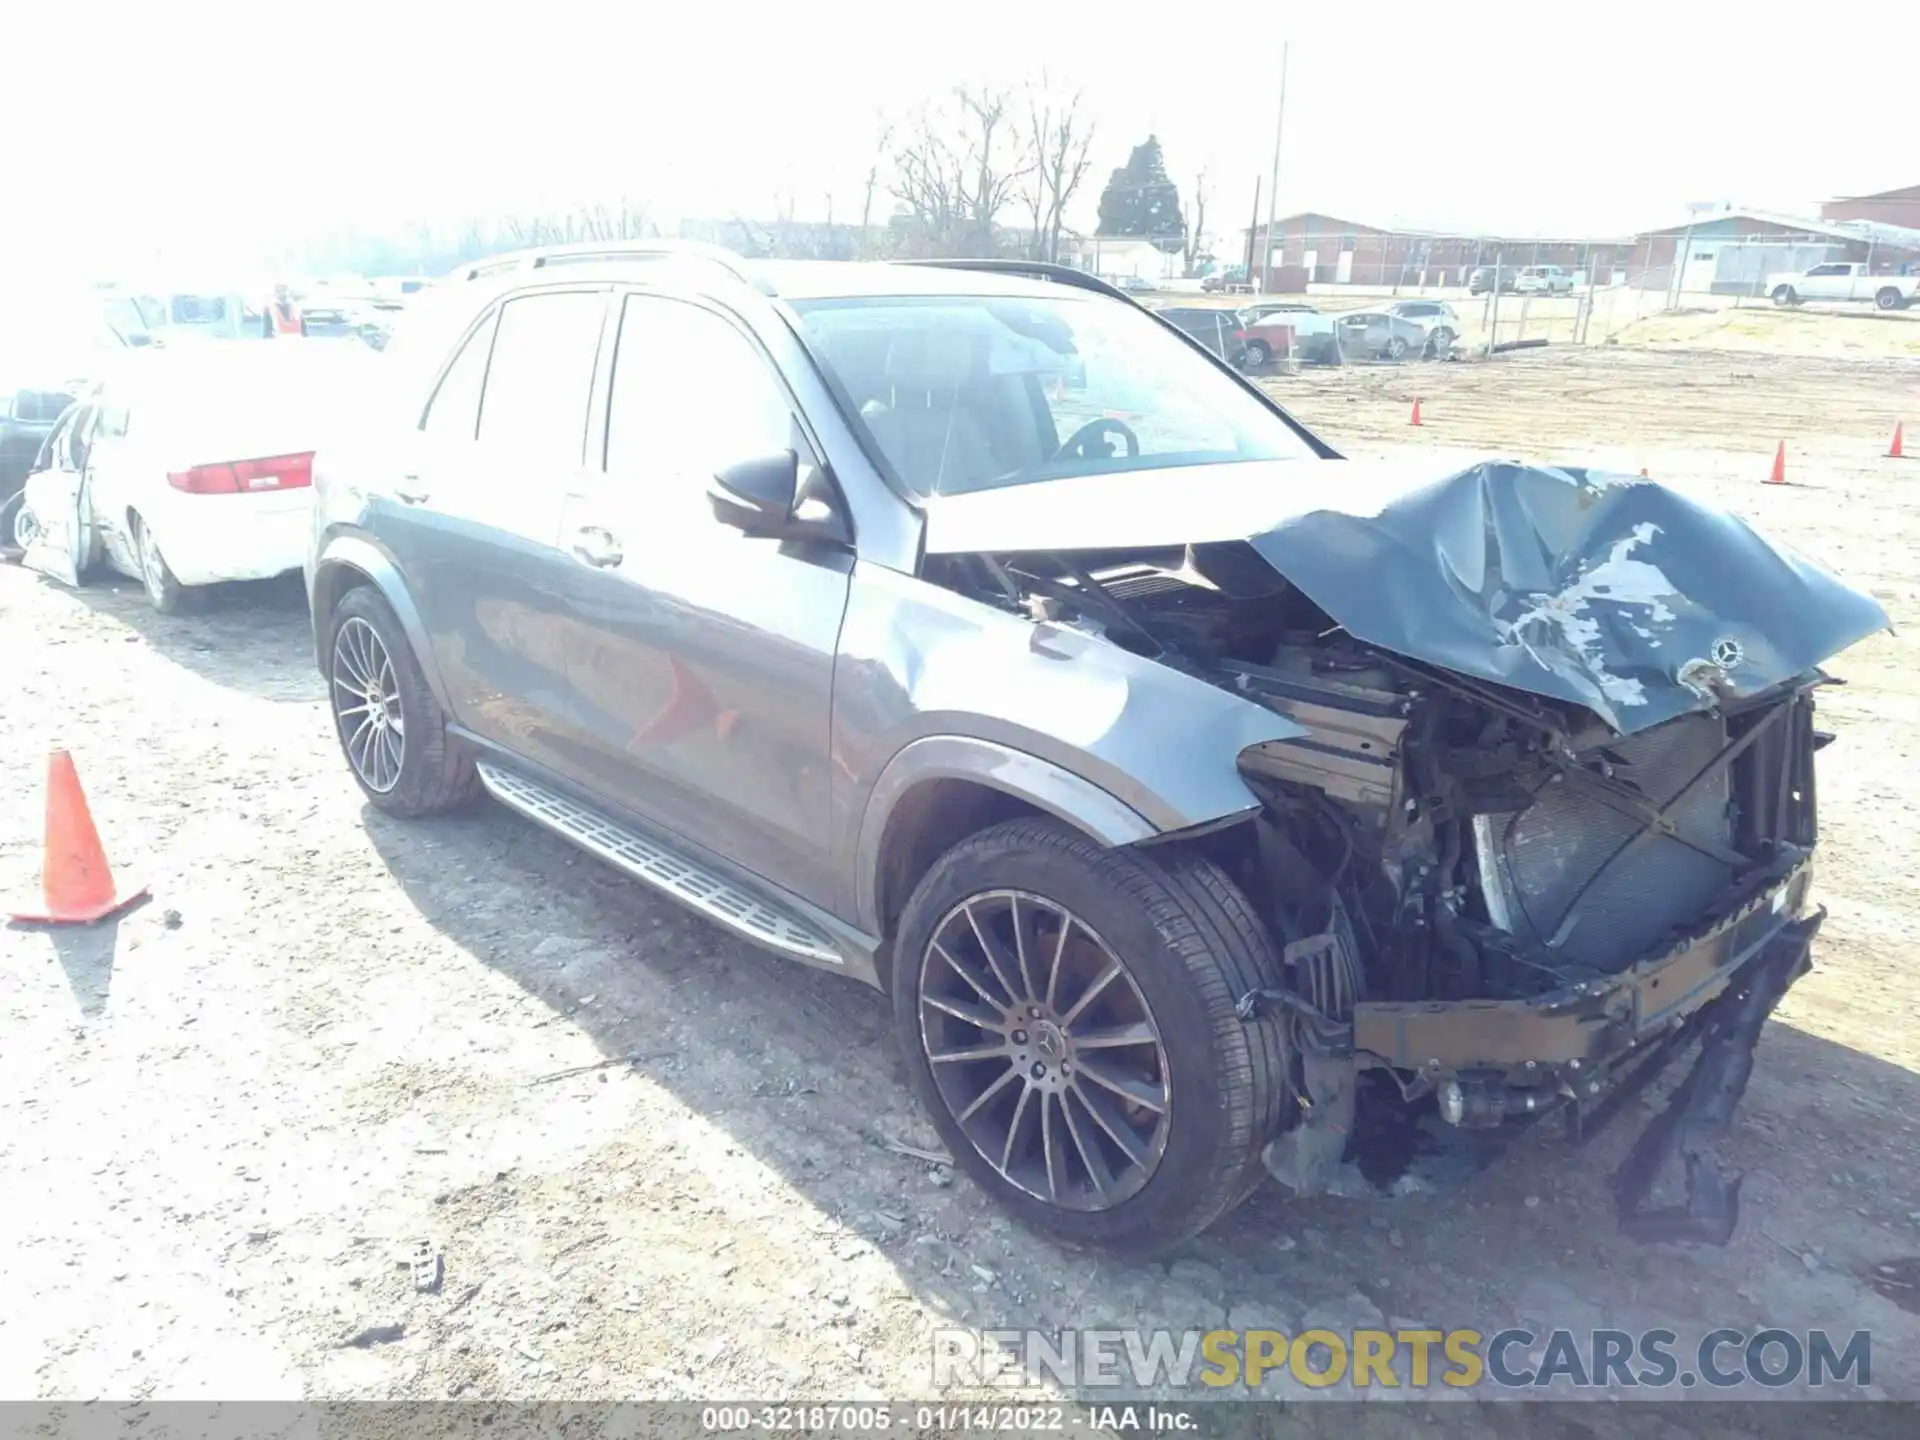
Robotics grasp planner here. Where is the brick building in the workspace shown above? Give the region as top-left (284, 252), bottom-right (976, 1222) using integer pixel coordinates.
top-left (1821, 184), bottom-right (1920, 229)
top-left (1246, 212), bottom-right (1629, 291)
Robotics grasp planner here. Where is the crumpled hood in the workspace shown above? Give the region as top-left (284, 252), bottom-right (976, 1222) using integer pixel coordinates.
top-left (920, 457), bottom-right (1891, 734)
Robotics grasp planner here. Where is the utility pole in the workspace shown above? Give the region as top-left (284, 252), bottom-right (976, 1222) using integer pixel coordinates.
top-left (1244, 175), bottom-right (1261, 281)
top-left (1261, 40), bottom-right (1290, 293)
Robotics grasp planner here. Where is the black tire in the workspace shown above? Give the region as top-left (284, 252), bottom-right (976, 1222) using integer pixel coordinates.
top-left (131, 513), bottom-right (194, 613)
top-left (892, 817), bottom-right (1290, 1255)
top-left (1241, 339), bottom-right (1272, 369)
top-left (1874, 288), bottom-right (1901, 311)
top-left (325, 584), bottom-right (479, 817)
top-left (1427, 326), bottom-right (1455, 356)
top-left (1772, 286), bottom-right (1797, 307)
top-left (1385, 334), bottom-right (1409, 361)
top-left (1, 490), bottom-right (30, 561)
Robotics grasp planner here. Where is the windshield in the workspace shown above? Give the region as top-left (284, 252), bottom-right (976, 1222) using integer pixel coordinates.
top-left (790, 292), bottom-right (1316, 497)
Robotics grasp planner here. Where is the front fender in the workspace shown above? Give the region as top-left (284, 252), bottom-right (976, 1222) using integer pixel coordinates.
top-left (832, 562), bottom-right (1307, 929)
top-left (310, 528), bottom-right (451, 714)
top-left (852, 735), bottom-right (1161, 934)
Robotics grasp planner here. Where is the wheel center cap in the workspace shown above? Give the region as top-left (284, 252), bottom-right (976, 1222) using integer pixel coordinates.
top-left (1033, 1020), bottom-right (1068, 1062)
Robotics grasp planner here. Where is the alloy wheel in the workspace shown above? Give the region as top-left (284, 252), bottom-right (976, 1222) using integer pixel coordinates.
top-left (137, 522), bottom-right (169, 606)
top-left (10, 499), bottom-right (37, 551)
top-left (917, 890), bottom-right (1171, 1212)
top-left (332, 616), bottom-right (406, 792)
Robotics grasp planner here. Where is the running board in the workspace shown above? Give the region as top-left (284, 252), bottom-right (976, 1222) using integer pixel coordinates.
top-left (474, 760), bottom-right (841, 966)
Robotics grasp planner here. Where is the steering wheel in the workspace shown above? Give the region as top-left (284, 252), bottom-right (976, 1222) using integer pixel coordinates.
top-left (1054, 417), bottom-right (1140, 463)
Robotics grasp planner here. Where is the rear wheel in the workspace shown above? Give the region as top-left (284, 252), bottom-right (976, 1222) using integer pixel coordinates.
top-left (325, 585), bottom-right (479, 816)
top-left (1772, 285), bottom-right (1798, 307)
top-left (133, 513), bottom-right (191, 614)
top-left (1240, 339), bottom-right (1272, 369)
top-left (1385, 334), bottom-right (1410, 360)
top-left (1875, 288), bottom-right (1902, 311)
top-left (892, 817), bottom-right (1290, 1254)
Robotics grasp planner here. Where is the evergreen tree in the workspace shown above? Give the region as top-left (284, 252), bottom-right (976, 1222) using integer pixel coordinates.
top-left (1095, 136), bottom-right (1186, 253)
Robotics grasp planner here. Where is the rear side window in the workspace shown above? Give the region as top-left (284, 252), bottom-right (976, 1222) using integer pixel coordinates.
top-left (420, 311), bottom-right (497, 440)
top-left (170, 295), bottom-right (229, 324)
top-left (475, 291), bottom-right (606, 465)
top-left (603, 295), bottom-right (792, 478)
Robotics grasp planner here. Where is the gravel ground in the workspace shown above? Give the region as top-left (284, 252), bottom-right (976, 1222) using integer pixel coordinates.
top-left (3, 344), bottom-right (1918, 1426)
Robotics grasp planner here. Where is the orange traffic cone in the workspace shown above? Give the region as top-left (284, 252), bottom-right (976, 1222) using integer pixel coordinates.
top-left (1409, 398), bottom-right (1423, 426)
top-left (1890, 421), bottom-right (1906, 458)
top-left (1767, 442), bottom-right (1786, 485)
top-left (9, 751), bottom-right (147, 925)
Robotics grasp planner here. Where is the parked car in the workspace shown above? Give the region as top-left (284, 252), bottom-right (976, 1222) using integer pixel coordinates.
top-left (1118, 276), bottom-right (1158, 294)
top-left (19, 343), bottom-right (376, 611)
top-left (1513, 265), bottom-right (1575, 296)
top-left (1383, 299), bottom-right (1463, 355)
top-left (1332, 309), bottom-right (1439, 361)
top-left (1234, 305), bottom-right (1337, 366)
top-left (1153, 306), bottom-right (1248, 365)
top-left (2, 383), bottom-right (79, 529)
top-left (1201, 270), bottom-right (1253, 294)
top-left (1466, 266), bottom-right (1513, 296)
top-left (305, 245), bottom-right (1883, 1255)
top-left (1767, 262), bottom-right (1920, 311)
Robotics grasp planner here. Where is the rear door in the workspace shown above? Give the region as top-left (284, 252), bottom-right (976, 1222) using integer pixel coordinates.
top-left (369, 285), bottom-right (612, 773)
top-left (20, 401), bottom-right (98, 586)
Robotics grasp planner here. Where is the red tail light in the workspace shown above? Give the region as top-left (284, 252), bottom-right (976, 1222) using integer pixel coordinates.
top-left (167, 452), bottom-right (314, 495)
top-left (1232, 328), bottom-right (1248, 341)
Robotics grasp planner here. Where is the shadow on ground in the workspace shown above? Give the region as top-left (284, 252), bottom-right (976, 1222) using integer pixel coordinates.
top-left (361, 794), bottom-right (1920, 1415)
top-left (21, 567), bottom-right (318, 703)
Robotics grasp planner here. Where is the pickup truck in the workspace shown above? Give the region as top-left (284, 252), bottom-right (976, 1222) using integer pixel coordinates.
top-left (1767, 262), bottom-right (1920, 311)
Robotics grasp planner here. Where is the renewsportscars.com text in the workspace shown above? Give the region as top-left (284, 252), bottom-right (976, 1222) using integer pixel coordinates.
top-left (933, 1326), bottom-right (1872, 1392)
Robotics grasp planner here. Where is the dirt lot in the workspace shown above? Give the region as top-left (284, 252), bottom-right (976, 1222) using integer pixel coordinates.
top-left (3, 344), bottom-right (1919, 1424)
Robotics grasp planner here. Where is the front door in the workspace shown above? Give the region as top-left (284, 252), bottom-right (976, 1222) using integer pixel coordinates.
top-left (551, 291), bottom-right (852, 903)
top-left (369, 286), bottom-right (610, 776)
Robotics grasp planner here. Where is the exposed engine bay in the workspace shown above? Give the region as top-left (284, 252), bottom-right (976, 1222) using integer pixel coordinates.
top-left (927, 537), bottom-right (1834, 1242)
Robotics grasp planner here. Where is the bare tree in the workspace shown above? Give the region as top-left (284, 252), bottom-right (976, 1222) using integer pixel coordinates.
top-left (859, 118), bottom-right (894, 259)
top-left (888, 85), bottom-right (1031, 258)
top-left (1021, 81), bottom-right (1097, 264)
top-left (1183, 171), bottom-right (1210, 274)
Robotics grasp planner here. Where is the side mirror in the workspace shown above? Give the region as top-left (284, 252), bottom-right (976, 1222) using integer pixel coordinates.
top-left (707, 451), bottom-right (800, 537)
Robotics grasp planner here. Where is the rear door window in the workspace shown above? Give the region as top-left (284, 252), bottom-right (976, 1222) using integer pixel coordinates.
top-left (475, 291), bottom-right (606, 466)
top-left (420, 310), bottom-right (498, 441)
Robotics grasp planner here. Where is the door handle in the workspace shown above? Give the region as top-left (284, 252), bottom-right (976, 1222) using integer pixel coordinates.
top-left (394, 476), bottom-right (430, 504)
top-left (571, 525), bottom-right (623, 568)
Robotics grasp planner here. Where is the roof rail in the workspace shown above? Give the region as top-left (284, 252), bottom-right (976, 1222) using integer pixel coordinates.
top-left (448, 240), bottom-right (758, 287)
top-left (899, 259), bottom-right (1136, 304)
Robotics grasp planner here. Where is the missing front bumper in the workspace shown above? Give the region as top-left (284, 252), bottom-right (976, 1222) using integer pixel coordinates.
top-left (1256, 860), bottom-right (1821, 1242)
top-left (1604, 907), bottom-right (1820, 1244)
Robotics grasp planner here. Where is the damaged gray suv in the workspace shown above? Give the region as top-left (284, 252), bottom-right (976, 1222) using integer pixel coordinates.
top-left (307, 245), bottom-right (1887, 1254)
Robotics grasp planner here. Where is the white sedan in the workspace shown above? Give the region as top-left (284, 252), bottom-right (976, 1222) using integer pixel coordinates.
top-left (21, 342), bottom-right (375, 612)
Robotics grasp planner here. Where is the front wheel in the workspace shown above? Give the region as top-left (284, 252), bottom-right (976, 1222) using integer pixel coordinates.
top-left (325, 585), bottom-right (479, 816)
top-left (892, 817), bottom-right (1290, 1254)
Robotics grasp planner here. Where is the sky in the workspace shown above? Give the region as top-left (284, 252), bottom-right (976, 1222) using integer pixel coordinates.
top-left (6, 0), bottom-right (1916, 282)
